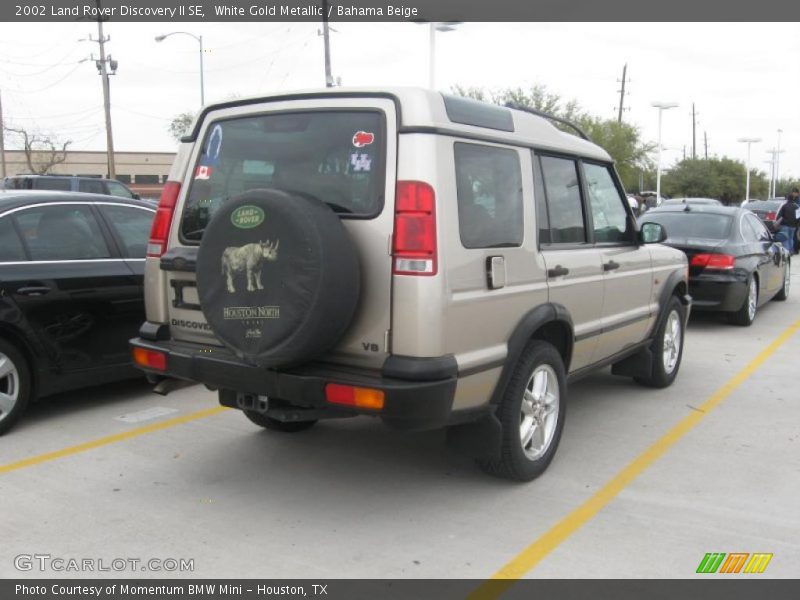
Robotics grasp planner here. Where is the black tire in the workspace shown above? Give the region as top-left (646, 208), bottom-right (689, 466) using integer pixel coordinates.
top-left (727, 276), bottom-right (758, 326)
top-left (634, 296), bottom-right (686, 388)
top-left (478, 341), bottom-right (566, 482)
top-left (774, 261), bottom-right (790, 301)
top-left (0, 339), bottom-right (32, 436)
top-left (196, 189), bottom-right (360, 368)
top-left (244, 410), bottom-right (317, 432)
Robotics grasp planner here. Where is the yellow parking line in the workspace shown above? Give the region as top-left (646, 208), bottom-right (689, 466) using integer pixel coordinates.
top-left (0, 406), bottom-right (228, 476)
top-left (470, 319), bottom-right (800, 598)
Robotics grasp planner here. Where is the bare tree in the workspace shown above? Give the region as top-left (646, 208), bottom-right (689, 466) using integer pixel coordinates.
top-left (3, 125), bottom-right (72, 175)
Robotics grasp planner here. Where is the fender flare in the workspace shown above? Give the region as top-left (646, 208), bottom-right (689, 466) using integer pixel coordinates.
top-left (654, 268), bottom-right (691, 336)
top-left (488, 303), bottom-right (574, 407)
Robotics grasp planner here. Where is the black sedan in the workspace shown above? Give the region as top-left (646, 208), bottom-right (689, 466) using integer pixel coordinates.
top-left (640, 205), bottom-right (790, 326)
top-left (742, 198), bottom-right (786, 231)
top-left (0, 190), bottom-right (155, 434)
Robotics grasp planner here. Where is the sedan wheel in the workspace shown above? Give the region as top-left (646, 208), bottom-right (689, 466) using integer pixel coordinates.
top-left (775, 263), bottom-right (790, 301)
top-left (0, 341), bottom-right (31, 435)
top-left (728, 277), bottom-right (758, 326)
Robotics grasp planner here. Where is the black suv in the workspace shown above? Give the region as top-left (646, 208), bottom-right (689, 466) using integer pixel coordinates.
top-left (0, 190), bottom-right (155, 434)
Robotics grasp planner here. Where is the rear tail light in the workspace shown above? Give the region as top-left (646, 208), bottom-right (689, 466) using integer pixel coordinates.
top-left (132, 347), bottom-right (167, 371)
top-left (392, 181), bottom-right (437, 276)
top-left (690, 253), bottom-right (736, 270)
top-left (325, 383), bottom-right (385, 410)
top-left (147, 180), bottom-right (181, 257)
top-left (766, 211), bottom-right (777, 221)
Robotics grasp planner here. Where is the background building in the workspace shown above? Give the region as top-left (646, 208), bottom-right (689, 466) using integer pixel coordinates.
top-left (2, 150), bottom-right (176, 197)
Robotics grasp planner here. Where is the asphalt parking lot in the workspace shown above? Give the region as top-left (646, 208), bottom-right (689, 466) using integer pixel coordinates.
top-left (1, 262), bottom-right (799, 582)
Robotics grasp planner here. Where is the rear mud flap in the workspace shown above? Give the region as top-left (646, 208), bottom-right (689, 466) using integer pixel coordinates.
top-left (446, 412), bottom-right (503, 460)
top-left (610, 347), bottom-right (653, 378)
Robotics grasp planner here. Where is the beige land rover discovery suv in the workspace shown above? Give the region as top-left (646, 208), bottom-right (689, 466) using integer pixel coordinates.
top-left (130, 88), bottom-right (690, 481)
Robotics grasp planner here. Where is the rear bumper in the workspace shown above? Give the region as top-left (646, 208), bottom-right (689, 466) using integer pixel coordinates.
top-left (689, 272), bottom-right (747, 312)
top-left (129, 333), bottom-right (458, 431)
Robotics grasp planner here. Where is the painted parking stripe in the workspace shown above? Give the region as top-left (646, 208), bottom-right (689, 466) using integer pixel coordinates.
top-left (470, 319), bottom-right (800, 598)
top-left (114, 406), bottom-right (179, 424)
top-left (0, 406), bottom-right (228, 476)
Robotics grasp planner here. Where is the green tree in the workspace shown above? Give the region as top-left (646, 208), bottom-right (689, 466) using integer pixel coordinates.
top-left (451, 85), bottom-right (653, 192)
top-left (662, 158), bottom-right (769, 204)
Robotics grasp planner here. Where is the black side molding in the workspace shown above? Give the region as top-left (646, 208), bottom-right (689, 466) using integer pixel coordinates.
top-left (381, 354), bottom-right (458, 382)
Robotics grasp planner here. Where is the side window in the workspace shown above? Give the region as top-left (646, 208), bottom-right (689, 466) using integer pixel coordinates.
top-left (14, 205), bottom-right (111, 261)
top-left (539, 155), bottom-right (586, 244)
top-left (744, 214), bottom-right (770, 242)
top-left (79, 179), bottom-right (105, 194)
top-left (106, 181), bottom-right (135, 198)
top-left (33, 178), bottom-right (72, 191)
top-left (0, 218), bottom-right (27, 262)
top-left (454, 142), bottom-right (523, 248)
top-left (99, 205), bottom-right (154, 258)
top-left (532, 153), bottom-right (550, 245)
top-left (583, 162), bottom-right (631, 243)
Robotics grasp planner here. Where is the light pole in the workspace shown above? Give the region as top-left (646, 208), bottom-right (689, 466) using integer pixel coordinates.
top-left (427, 22), bottom-right (459, 89)
top-left (737, 137), bottom-right (761, 201)
top-left (775, 128), bottom-right (783, 195)
top-left (651, 101), bottom-right (679, 204)
top-left (155, 32), bottom-right (205, 106)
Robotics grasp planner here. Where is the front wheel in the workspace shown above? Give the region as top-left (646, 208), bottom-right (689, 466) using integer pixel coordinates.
top-left (635, 296), bottom-right (685, 388)
top-left (774, 262), bottom-right (790, 301)
top-left (478, 341), bottom-right (566, 482)
top-left (0, 339), bottom-right (32, 436)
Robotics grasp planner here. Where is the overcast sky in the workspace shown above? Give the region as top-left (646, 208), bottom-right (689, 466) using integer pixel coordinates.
top-left (1, 21), bottom-right (798, 181)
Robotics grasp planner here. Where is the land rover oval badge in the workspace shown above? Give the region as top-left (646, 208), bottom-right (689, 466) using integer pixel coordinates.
top-left (231, 205), bottom-right (265, 229)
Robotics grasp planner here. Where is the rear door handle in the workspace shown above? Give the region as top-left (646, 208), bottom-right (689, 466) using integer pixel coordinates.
top-left (603, 260), bottom-right (620, 272)
top-left (547, 265), bottom-right (569, 278)
top-left (18, 286), bottom-right (51, 296)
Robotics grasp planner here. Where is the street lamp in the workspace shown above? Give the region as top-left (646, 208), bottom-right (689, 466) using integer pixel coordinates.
top-left (737, 137), bottom-right (761, 201)
top-left (155, 31), bottom-right (205, 106)
top-left (775, 128), bottom-right (783, 196)
top-left (427, 22), bottom-right (460, 89)
top-left (651, 101), bottom-right (679, 204)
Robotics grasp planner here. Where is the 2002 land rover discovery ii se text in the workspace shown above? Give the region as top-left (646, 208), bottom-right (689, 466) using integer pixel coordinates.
top-left (130, 88), bottom-right (691, 481)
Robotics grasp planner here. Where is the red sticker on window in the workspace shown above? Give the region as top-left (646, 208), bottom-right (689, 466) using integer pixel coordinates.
top-left (352, 131), bottom-right (375, 147)
top-left (195, 165), bottom-right (213, 180)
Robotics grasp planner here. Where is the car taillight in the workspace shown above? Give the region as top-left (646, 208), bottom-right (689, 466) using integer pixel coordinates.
top-left (132, 347), bottom-right (167, 371)
top-left (147, 180), bottom-right (181, 257)
top-left (766, 211), bottom-right (777, 221)
top-left (325, 383), bottom-right (385, 410)
top-left (392, 181), bottom-right (437, 276)
top-left (690, 253), bottom-right (736, 270)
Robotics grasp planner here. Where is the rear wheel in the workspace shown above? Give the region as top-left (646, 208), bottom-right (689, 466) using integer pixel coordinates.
top-left (774, 262), bottom-right (790, 301)
top-left (728, 276), bottom-right (758, 326)
top-left (478, 341), bottom-right (566, 482)
top-left (244, 410), bottom-right (317, 432)
top-left (634, 296), bottom-right (685, 388)
top-left (0, 339), bottom-right (32, 436)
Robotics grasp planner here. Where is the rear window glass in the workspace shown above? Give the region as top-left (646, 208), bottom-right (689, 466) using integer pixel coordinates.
top-left (181, 110), bottom-right (385, 242)
top-left (642, 212), bottom-right (732, 240)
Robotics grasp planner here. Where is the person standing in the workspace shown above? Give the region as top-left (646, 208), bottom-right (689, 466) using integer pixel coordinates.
top-left (775, 188), bottom-right (800, 254)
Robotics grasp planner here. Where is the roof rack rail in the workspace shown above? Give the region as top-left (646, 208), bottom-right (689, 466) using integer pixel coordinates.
top-left (504, 102), bottom-right (592, 142)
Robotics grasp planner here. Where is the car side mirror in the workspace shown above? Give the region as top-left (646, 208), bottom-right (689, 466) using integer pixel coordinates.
top-left (640, 222), bottom-right (667, 244)
top-left (132, 193), bottom-right (141, 200)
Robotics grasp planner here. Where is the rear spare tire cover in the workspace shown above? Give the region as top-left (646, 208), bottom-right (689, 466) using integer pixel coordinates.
top-left (195, 189), bottom-right (360, 367)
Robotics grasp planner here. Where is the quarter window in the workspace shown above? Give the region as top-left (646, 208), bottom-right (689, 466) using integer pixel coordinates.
top-left (584, 163), bottom-right (631, 243)
top-left (539, 156), bottom-right (586, 244)
top-left (14, 205), bottom-right (110, 261)
top-left (454, 142), bottom-right (523, 248)
top-left (100, 205), bottom-right (155, 258)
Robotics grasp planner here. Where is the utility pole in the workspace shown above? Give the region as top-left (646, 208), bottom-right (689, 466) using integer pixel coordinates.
top-left (704, 131), bottom-right (708, 160)
top-left (775, 129), bottom-right (783, 192)
top-left (616, 63), bottom-right (628, 124)
top-left (85, 0), bottom-right (116, 178)
top-left (321, 0), bottom-right (333, 87)
top-left (0, 90), bottom-right (6, 178)
top-left (691, 103), bottom-right (696, 160)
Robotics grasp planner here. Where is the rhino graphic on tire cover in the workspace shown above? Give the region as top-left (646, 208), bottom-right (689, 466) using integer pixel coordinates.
top-left (221, 240), bottom-right (279, 293)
